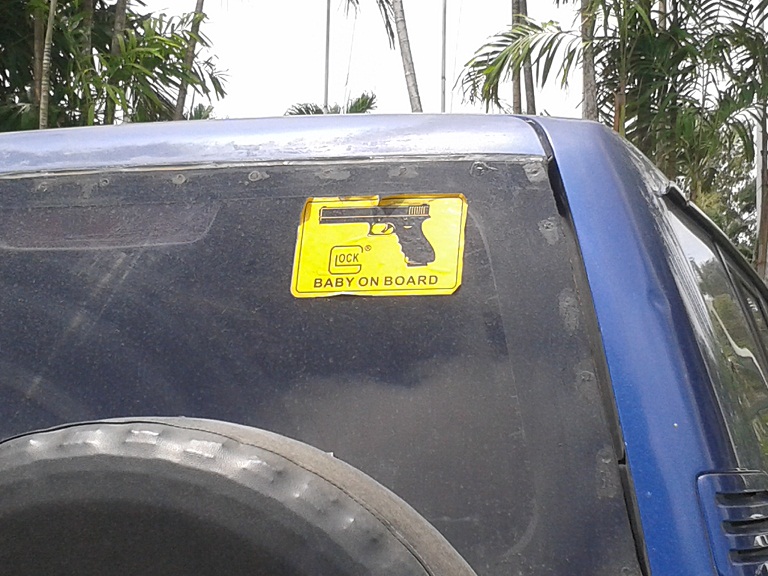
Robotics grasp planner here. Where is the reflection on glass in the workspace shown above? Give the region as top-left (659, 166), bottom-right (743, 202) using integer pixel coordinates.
top-left (736, 288), bottom-right (768, 459)
top-left (743, 290), bottom-right (768, 345)
top-left (667, 208), bottom-right (768, 469)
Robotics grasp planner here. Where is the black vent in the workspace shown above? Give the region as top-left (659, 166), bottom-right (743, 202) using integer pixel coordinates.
top-left (699, 472), bottom-right (768, 576)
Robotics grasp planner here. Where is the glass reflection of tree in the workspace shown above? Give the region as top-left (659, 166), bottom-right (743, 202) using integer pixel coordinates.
top-left (740, 292), bottom-right (768, 461)
top-left (706, 294), bottom-right (767, 387)
top-left (694, 258), bottom-right (768, 466)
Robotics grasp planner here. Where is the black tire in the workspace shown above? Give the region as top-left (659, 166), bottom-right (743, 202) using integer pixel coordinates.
top-left (0, 417), bottom-right (477, 576)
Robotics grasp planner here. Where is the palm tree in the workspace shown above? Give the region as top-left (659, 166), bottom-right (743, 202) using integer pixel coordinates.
top-left (392, 0), bottom-right (421, 112)
top-left (345, 0), bottom-right (396, 47)
top-left (757, 110), bottom-right (768, 277)
top-left (462, 0), bottom-right (767, 166)
top-left (520, 0), bottom-right (536, 115)
top-left (511, 0), bottom-right (521, 113)
top-left (104, 0), bottom-right (128, 124)
top-left (578, 0), bottom-right (597, 120)
top-left (548, 0), bottom-right (597, 120)
top-left (286, 92), bottom-right (377, 115)
top-left (2, 1), bottom-right (226, 131)
top-left (345, 0), bottom-right (421, 112)
top-left (460, 0), bottom-right (768, 267)
top-left (32, 3), bottom-right (44, 110)
top-left (510, 0), bottom-right (536, 115)
top-left (38, 0), bottom-right (58, 128)
top-left (186, 103), bottom-right (215, 120)
top-left (174, 0), bottom-right (205, 120)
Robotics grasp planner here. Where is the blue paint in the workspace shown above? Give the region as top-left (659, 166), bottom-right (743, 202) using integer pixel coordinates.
top-left (534, 117), bottom-right (730, 575)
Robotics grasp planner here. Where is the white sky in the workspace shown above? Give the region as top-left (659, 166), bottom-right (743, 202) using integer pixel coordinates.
top-left (145, 0), bottom-right (582, 118)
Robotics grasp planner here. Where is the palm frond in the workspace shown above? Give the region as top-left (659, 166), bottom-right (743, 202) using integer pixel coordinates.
top-left (285, 103), bottom-right (325, 116)
top-left (345, 91), bottom-right (377, 113)
top-left (460, 18), bottom-right (581, 110)
top-left (345, 0), bottom-right (395, 48)
top-left (285, 92), bottom-right (378, 116)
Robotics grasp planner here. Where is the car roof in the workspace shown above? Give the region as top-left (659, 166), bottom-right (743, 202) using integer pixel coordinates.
top-left (0, 114), bottom-right (549, 176)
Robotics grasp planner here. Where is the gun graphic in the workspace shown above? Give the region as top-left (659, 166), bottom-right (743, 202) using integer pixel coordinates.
top-left (319, 204), bottom-right (435, 267)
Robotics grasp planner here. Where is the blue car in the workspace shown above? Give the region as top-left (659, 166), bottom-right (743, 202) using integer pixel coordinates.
top-left (0, 114), bottom-right (764, 576)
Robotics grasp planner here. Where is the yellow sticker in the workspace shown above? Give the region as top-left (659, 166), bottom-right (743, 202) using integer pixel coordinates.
top-left (291, 194), bottom-right (468, 297)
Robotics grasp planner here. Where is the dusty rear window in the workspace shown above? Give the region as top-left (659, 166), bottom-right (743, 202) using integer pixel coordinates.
top-left (0, 156), bottom-right (638, 575)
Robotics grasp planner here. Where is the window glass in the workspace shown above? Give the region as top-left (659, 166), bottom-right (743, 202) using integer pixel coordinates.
top-left (740, 284), bottom-right (768, 347)
top-left (733, 279), bottom-right (768, 459)
top-left (666, 204), bottom-right (768, 468)
top-left (0, 156), bottom-right (639, 576)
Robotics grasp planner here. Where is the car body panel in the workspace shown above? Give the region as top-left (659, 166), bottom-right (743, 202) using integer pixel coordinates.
top-left (0, 115), bottom-right (545, 176)
top-left (534, 116), bottom-right (732, 575)
top-left (0, 114), bottom-right (750, 574)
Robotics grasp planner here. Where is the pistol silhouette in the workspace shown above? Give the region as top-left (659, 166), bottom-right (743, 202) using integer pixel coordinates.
top-left (319, 204), bottom-right (435, 267)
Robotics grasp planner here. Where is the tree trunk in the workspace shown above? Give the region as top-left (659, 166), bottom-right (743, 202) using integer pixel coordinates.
top-left (581, 0), bottom-right (598, 120)
top-left (80, 0), bottom-right (95, 123)
top-left (520, 0), bottom-right (535, 114)
top-left (32, 6), bottom-right (45, 109)
top-left (441, 0), bottom-right (447, 112)
top-left (173, 0), bottom-right (205, 120)
top-left (82, 0), bottom-right (94, 57)
top-left (392, 0), bottom-right (422, 112)
top-left (324, 0), bottom-right (331, 111)
top-left (511, 0), bottom-right (522, 113)
top-left (39, 0), bottom-right (58, 129)
top-left (105, 0), bottom-right (128, 124)
top-left (613, 86), bottom-right (626, 135)
top-left (756, 106), bottom-right (768, 279)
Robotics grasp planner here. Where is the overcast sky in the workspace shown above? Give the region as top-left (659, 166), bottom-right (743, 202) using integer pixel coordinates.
top-left (144, 0), bottom-right (581, 118)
